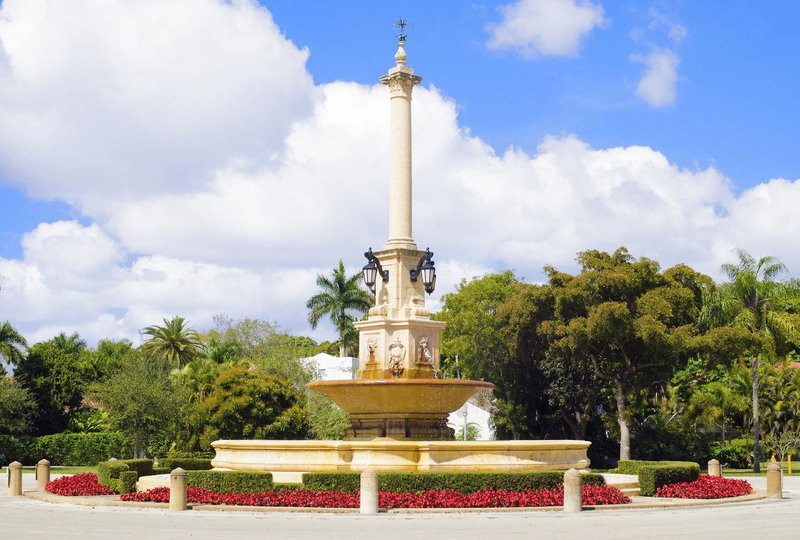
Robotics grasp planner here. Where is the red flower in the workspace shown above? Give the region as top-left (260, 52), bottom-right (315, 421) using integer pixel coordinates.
top-left (655, 475), bottom-right (752, 499)
top-left (120, 484), bottom-right (630, 508)
top-left (46, 473), bottom-right (114, 496)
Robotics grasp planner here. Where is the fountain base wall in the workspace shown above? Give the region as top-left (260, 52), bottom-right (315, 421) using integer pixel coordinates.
top-left (211, 439), bottom-right (591, 473)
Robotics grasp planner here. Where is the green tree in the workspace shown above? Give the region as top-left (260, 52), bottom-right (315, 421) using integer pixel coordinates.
top-left (686, 381), bottom-right (749, 443)
top-left (141, 316), bottom-right (205, 369)
top-left (0, 378), bottom-right (37, 435)
top-left (189, 365), bottom-right (309, 449)
top-left (306, 261), bottom-right (372, 358)
top-left (0, 321), bottom-right (28, 371)
top-left (706, 249), bottom-right (800, 471)
top-left (52, 331), bottom-right (88, 354)
top-left (545, 248), bottom-right (711, 461)
top-left (13, 340), bottom-right (88, 434)
top-left (89, 354), bottom-right (188, 457)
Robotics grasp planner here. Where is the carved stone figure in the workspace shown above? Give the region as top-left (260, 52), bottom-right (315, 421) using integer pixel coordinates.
top-left (367, 337), bottom-right (378, 363)
top-left (387, 337), bottom-right (406, 376)
top-left (417, 337), bottom-right (433, 366)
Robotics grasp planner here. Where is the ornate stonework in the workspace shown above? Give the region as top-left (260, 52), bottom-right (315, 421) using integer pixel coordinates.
top-left (382, 72), bottom-right (421, 98)
top-left (387, 336), bottom-right (406, 376)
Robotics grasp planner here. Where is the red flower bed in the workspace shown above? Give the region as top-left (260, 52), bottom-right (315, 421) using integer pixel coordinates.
top-left (121, 484), bottom-right (630, 508)
top-left (46, 473), bottom-right (114, 496)
top-left (655, 475), bottom-right (752, 499)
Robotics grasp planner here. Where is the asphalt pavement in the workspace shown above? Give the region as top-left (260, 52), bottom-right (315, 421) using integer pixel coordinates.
top-left (1, 473), bottom-right (798, 540)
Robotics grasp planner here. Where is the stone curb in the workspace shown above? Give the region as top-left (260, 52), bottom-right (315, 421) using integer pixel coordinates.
top-left (24, 488), bottom-right (774, 514)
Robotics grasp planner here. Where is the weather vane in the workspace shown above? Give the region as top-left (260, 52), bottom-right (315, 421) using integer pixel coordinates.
top-left (394, 17), bottom-right (408, 42)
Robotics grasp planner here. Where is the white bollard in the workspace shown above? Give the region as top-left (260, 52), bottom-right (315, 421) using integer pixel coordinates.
top-left (563, 468), bottom-right (582, 513)
top-left (8, 461), bottom-right (23, 496)
top-left (766, 462), bottom-right (782, 499)
top-left (708, 459), bottom-right (721, 477)
top-left (36, 459), bottom-right (51, 490)
top-left (360, 469), bottom-right (379, 514)
top-left (169, 467), bottom-right (188, 511)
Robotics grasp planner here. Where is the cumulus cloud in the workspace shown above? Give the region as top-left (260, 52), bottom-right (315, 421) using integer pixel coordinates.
top-left (0, 0), bottom-right (316, 209)
top-left (0, 0), bottom-right (798, 346)
top-left (631, 48), bottom-right (680, 107)
top-left (486, 0), bottom-right (607, 58)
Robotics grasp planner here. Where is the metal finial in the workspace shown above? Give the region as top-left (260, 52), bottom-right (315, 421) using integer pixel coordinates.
top-left (394, 17), bottom-right (408, 42)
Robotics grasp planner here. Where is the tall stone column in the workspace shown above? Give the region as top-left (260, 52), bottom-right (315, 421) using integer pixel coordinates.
top-left (381, 40), bottom-right (421, 250)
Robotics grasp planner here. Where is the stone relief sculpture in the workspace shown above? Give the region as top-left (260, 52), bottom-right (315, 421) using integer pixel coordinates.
top-left (387, 337), bottom-right (406, 377)
top-left (367, 336), bottom-right (378, 363)
top-left (417, 337), bottom-right (433, 366)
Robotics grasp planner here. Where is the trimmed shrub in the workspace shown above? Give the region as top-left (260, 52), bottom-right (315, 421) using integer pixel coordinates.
top-left (302, 471), bottom-right (605, 493)
top-left (161, 458), bottom-right (212, 471)
top-left (639, 465), bottom-right (699, 496)
top-left (152, 467), bottom-right (171, 475)
top-left (167, 450), bottom-right (215, 460)
top-left (615, 460), bottom-right (700, 496)
top-left (97, 460), bottom-right (131, 487)
top-left (0, 433), bottom-right (132, 466)
top-left (109, 471), bottom-right (139, 494)
top-left (119, 458), bottom-right (154, 477)
top-left (187, 471), bottom-right (274, 493)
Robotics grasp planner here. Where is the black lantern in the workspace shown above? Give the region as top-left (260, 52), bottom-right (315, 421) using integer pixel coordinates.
top-left (362, 247), bottom-right (388, 293)
top-left (410, 247), bottom-right (437, 295)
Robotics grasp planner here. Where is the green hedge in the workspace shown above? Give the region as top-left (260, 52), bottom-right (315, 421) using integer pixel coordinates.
top-left (152, 467), bottom-right (171, 475)
top-left (109, 471), bottom-right (139, 494)
top-left (187, 471), bottom-right (274, 493)
top-left (615, 460), bottom-right (700, 496)
top-left (0, 433), bottom-right (132, 466)
top-left (97, 460), bottom-right (131, 487)
top-left (161, 458), bottom-right (212, 471)
top-left (302, 471), bottom-right (605, 493)
top-left (639, 465), bottom-right (699, 496)
top-left (118, 458), bottom-right (153, 477)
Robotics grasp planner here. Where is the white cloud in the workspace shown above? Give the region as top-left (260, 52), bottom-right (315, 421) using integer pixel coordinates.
top-left (0, 0), bottom-right (798, 347)
top-left (631, 48), bottom-right (680, 107)
top-left (486, 0), bottom-right (607, 58)
top-left (0, 0), bottom-right (316, 210)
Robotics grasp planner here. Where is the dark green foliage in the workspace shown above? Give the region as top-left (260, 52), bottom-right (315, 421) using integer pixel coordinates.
top-left (190, 365), bottom-right (309, 449)
top-left (710, 438), bottom-right (751, 468)
top-left (615, 460), bottom-right (700, 496)
top-left (639, 465), bottom-right (700, 496)
top-left (152, 467), bottom-right (171, 475)
top-left (161, 457), bottom-right (212, 471)
top-left (0, 432), bottom-right (132, 466)
top-left (118, 458), bottom-right (154, 477)
top-left (111, 471), bottom-right (139, 494)
top-left (0, 379), bottom-right (36, 435)
top-left (88, 356), bottom-right (187, 457)
top-left (186, 471), bottom-right (273, 493)
top-left (13, 342), bottom-right (88, 434)
top-left (97, 460), bottom-right (131, 487)
top-left (98, 461), bottom-right (141, 493)
top-left (302, 471), bottom-right (605, 493)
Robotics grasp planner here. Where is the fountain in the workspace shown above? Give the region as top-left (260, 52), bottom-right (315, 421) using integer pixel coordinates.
top-left (211, 31), bottom-right (590, 474)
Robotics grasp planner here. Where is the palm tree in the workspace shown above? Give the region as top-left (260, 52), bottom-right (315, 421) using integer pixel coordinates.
top-left (0, 321), bottom-right (28, 369)
top-left (141, 316), bottom-right (205, 369)
top-left (710, 249), bottom-right (800, 471)
top-left (52, 332), bottom-right (87, 354)
top-left (306, 260), bottom-right (372, 358)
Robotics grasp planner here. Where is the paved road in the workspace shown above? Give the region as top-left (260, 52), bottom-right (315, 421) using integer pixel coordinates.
top-left (2, 474), bottom-right (798, 540)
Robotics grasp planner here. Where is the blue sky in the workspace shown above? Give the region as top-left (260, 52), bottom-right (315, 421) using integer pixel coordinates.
top-left (0, 0), bottom-right (798, 345)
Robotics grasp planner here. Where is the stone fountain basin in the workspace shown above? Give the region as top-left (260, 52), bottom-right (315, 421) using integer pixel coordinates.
top-left (306, 378), bottom-right (494, 414)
